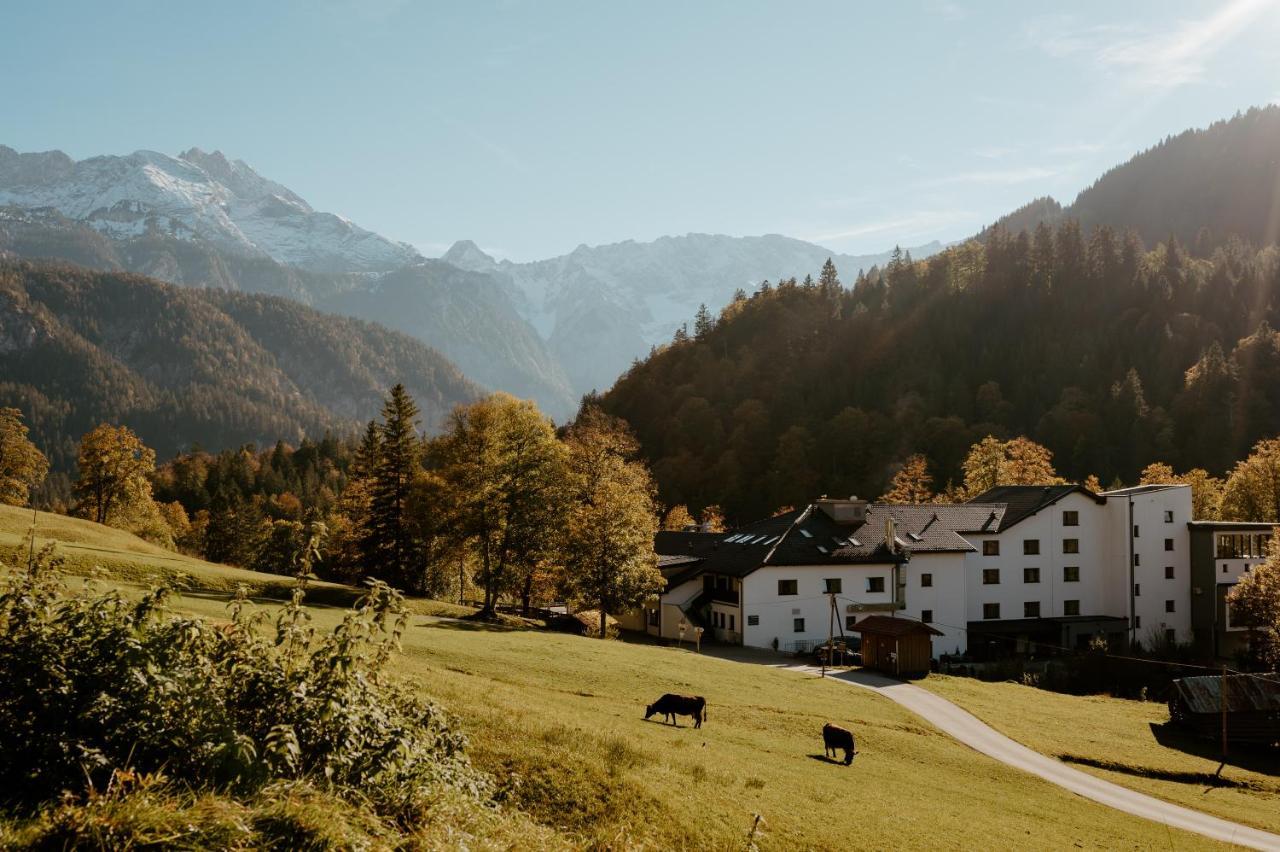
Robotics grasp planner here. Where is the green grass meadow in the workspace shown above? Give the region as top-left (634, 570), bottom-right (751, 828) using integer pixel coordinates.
top-left (2, 503), bottom-right (1265, 849)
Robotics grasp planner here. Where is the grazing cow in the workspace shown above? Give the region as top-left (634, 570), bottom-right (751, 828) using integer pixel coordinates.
top-left (644, 693), bottom-right (707, 728)
top-left (822, 722), bottom-right (856, 765)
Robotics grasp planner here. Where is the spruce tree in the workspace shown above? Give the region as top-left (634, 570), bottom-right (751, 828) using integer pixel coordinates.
top-left (368, 384), bottom-right (421, 588)
top-left (693, 303), bottom-right (714, 339)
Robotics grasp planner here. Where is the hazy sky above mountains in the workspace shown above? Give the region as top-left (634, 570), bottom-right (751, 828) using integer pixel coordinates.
top-left (6, 1), bottom-right (1280, 261)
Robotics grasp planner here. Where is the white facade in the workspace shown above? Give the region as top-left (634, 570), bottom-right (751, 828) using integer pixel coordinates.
top-left (960, 490), bottom-right (1115, 630)
top-left (1110, 486), bottom-right (1194, 646)
top-left (654, 485), bottom-right (1197, 659)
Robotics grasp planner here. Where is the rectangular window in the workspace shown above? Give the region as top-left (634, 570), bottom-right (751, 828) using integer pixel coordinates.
top-left (867, 577), bottom-right (885, 593)
top-left (1062, 510), bottom-right (1079, 526)
top-left (921, 609), bottom-right (933, 623)
top-left (1133, 525), bottom-right (1140, 537)
top-left (1063, 566), bottom-right (1080, 582)
top-left (983, 603), bottom-right (1000, 620)
top-left (983, 540), bottom-right (1000, 556)
top-left (920, 573), bottom-right (933, 588)
top-left (1165, 628), bottom-right (1177, 644)
top-left (729, 614), bottom-right (735, 631)
top-left (1164, 538), bottom-right (1174, 552)
top-left (1165, 599), bottom-right (1175, 613)
top-left (983, 568), bottom-right (1000, 585)
top-left (1063, 538), bottom-right (1079, 554)
top-left (747, 614), bottom-right (759, 626)
top-left (1134, 583), bottom-right (1141, 597)
top-left (793, 618), bottom-right (805, 633)
top-left (824, 578), bottom-right (842, 594)
top-left (845, 615), bottom-right (858, 630)
top-left (1023, 539), bottom-right (1040, 555)
top-left (1023, 567), bottom-right (1040, 583)
top-left (1165, 565), bottom-right (1174, 579)
top-left (1164, 510), bottom-right (1174, 523)
top-left (1024, 601), bottom-right (1041, 618)
top-left (1134, 553), bottom-right (1140, 566)
top-left (778, 579), bottom-right (797, 595)
top-left (1135, 615), bottom-right (1142, 628)
top-left (1063, 599), bottom-right (1080, 616)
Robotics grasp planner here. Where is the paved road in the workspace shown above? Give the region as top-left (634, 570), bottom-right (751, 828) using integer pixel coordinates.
top-left (781, 663), bottom-right (1280, 851)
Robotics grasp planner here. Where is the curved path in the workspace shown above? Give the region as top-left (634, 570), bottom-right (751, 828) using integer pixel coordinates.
top-left (786, 663), bottom-right (1280, 850)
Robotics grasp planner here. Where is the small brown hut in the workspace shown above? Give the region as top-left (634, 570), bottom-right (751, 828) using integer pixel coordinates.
top-left (851, 615), bottom-right (943, 678)
top-left (1169, 674), bottom-right (1280, 745)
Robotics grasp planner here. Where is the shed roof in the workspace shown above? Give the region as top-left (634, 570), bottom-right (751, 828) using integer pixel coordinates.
top-left (1171, 674), bottom-right (1280, 715)
top-left (848, 615), bottom-right (944, 637)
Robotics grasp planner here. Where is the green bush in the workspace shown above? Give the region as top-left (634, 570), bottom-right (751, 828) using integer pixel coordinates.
top-left (0, 546), bottom-right (485, 820)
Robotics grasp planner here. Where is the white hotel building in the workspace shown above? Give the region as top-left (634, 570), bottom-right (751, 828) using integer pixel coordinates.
top-left (647, 484), bottom-right (1198, 659)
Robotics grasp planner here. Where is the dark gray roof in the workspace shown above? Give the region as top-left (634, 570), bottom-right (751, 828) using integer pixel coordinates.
top-left (966, 485), bottom-right (1103, 531)
top-left (651, 500), bottom-right (1013, 581)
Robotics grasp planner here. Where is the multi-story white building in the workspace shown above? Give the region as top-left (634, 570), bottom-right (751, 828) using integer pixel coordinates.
top-left (648, 484), bottom-right (1197, 659)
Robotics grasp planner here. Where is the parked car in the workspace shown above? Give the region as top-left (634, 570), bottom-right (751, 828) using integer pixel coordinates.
top-left (814, 638), bottom-right (861, 667)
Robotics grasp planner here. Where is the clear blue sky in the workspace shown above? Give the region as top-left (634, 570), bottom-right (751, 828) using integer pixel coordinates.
top-left (5, 1), bottom-right (1279, 260)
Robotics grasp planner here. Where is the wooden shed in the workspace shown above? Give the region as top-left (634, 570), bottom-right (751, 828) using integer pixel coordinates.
top-left (851, 615), bottom-right (943, 679)
top-left (1169, 674), bottom-right (1280, 746)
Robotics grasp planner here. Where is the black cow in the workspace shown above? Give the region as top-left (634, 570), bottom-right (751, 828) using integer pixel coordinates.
top-left (822, 722), bottom-right (856, 765)
top-left (645, 693), bottom-right (707, 728)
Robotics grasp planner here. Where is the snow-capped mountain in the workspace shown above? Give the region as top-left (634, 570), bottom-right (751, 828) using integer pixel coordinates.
top-left (0, 145), bottom-right (420, 273)
top-left (442, 234), bottom-right (943, 395)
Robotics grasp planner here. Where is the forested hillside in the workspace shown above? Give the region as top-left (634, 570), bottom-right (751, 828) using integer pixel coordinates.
top-left (600, 230), bottom-right (1280, 522)
top-left (0, 261), bottom-right (480, 468)
top-left (983, 106), bottom-right (1280, 251)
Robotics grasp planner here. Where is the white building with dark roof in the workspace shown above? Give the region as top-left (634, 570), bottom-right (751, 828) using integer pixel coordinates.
top-left (650, 484), bottom-right (1198, 660)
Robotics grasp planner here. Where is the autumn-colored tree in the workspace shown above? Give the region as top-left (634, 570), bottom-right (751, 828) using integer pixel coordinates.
top-left (1083, 474), bottom-right (1103, 493)
top-left (560, 406), bottom-right (664, 638)
top-left (1140, 462), bottom-right (1223, 519)
top-left (0, 407), bottom-right (49, 507)
top-left (699, 504), bottom-right (727, 532)
top-left (1221, 438), bottom-right (1280, 522)
top-left (430, 393), bottom-right (569, 618)
top-left (1226, 542), bottom-right (1280, 667)
top-left (662, 504), bottom-right (696, 531)
top-left (881, 454), bottom-right (934, 503)
top-left (73, 424), bottom-right (158, 527)
top-left (961, 436), bottom-right (1063, 496)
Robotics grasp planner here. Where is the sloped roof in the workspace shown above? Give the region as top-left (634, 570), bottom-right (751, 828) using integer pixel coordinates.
top-left (651, 500), bottom-right (1011, 581)
top-left (848, 614), bottom-right (944, 637)
top-left (966, 485), bottom-right (1103, 531)
top-left (1172, 674), bottom-right (1280, 715)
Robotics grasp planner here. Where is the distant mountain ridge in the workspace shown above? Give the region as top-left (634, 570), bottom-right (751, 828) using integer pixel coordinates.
top-left (0, 142), bottom-right (940, 411)
top-left (442, 233), bottom-right (944, 394)
top-left (0, 260), bottom-right (481, 468)
top-left (0, 145), bottom-right (421, 273)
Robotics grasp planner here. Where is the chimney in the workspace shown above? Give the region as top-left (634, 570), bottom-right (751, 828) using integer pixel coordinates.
top-left (815, 496), bottom-right (868, 526)
top-left (884, 516), bottom-right (897, 551)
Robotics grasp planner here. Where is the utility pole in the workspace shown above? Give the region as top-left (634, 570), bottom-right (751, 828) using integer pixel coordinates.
top-left (823, 591), bottom-right (837, 677)
top-left (1221, 665), bottom-right (1229, 763)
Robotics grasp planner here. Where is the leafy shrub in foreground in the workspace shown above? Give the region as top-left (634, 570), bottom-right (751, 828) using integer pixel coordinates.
top-left (0, 546), bottom-right (485, 818)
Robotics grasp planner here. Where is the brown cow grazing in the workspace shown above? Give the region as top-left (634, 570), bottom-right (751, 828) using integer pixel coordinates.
top-left (822, 722), bottom-right (856, 765)
top-left (645, 693), bottom-right (707, 728)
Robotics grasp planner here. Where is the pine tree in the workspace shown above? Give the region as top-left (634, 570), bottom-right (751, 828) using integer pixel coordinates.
top-left (367, 384), bottom-right (421, 587)
top-left (693, 303), bottom-right (714, 339)
top-left (819, 258), bottom-right (840, 294)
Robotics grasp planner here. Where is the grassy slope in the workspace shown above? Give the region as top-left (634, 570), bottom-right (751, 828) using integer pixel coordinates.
top-left (1, 506), bottom-right (1245, 849)
top-left (923, 675), bottom-right (1280, 835)
top-left (168, 593), bottom-right (1226, 851)
top-left (0, 504), bottom-right (470, 615)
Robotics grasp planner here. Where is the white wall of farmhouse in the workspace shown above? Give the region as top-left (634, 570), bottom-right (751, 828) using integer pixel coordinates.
top-left (899, 552), bottom-right (968, 656)
top-left (960, 491), bottom-right (1117, 627)
top-left (741, 564), bottom-right (896, 650)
